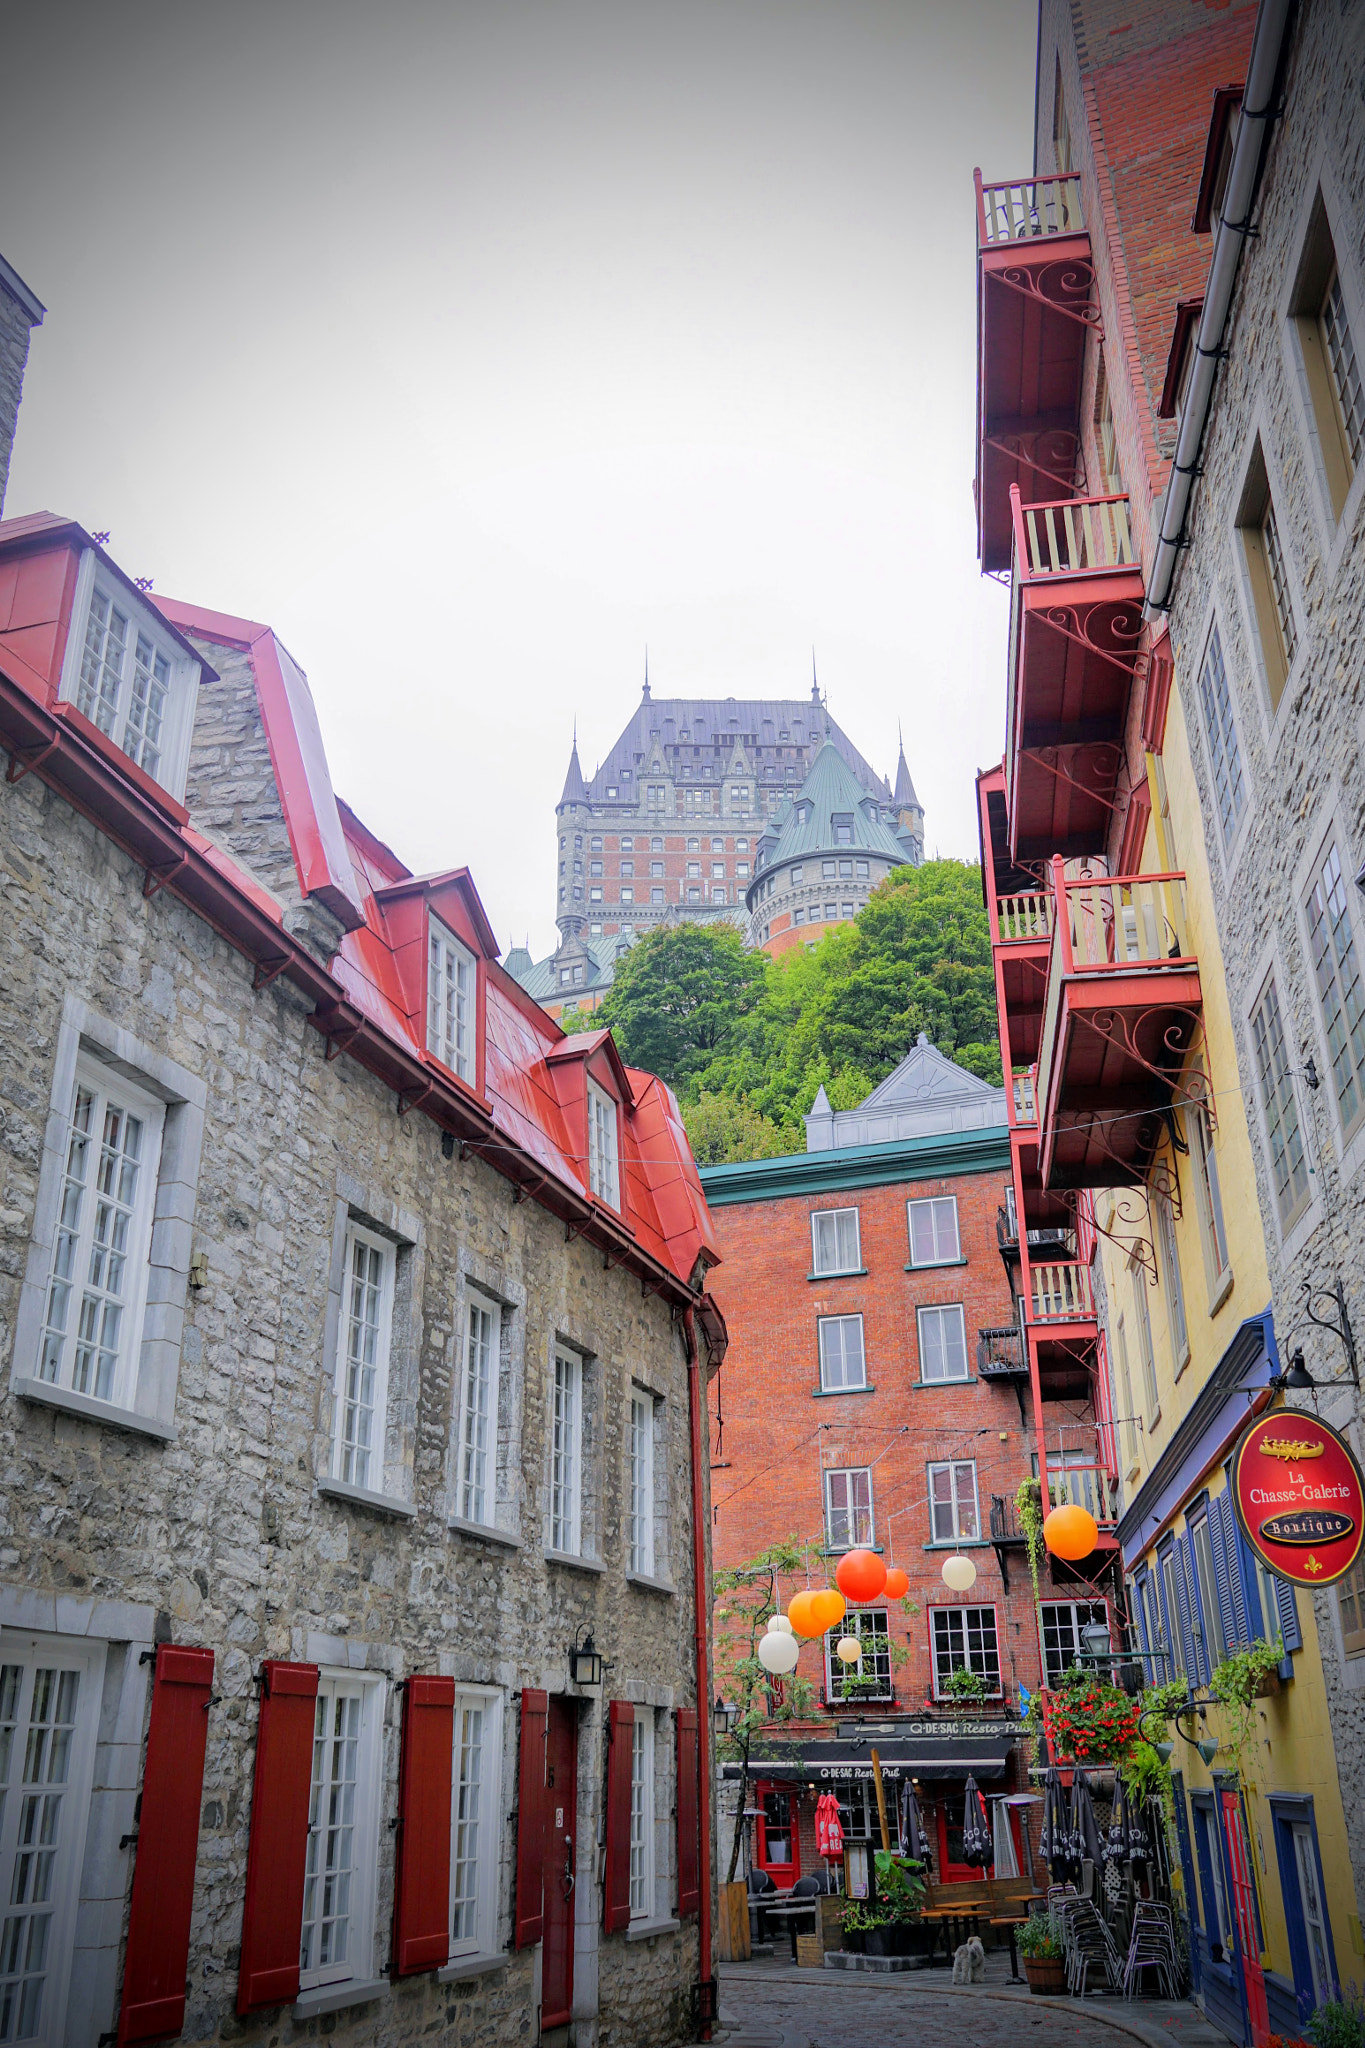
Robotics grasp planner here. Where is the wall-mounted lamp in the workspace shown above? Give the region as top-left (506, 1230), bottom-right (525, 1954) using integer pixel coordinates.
top-left (569, 1632), bottom-right (603, 1688)
top-left (1269, 1346), bottom-right (1317, 1393)
top-left (713, 1696), bottom-right (739, 1739)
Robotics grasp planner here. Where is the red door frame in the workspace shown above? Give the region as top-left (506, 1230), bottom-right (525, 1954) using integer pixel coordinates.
top-left (754, 1781), bottom-right (801, 1890)
top-left (1220, 1788), bottom-right (1270, 2048)
top-left (541, 1698), bottom-right (578, 2031)
top-left (935, 1796), bottom-right (978, 1881)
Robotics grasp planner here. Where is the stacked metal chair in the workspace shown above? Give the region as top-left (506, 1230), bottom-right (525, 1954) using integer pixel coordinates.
top-left (1056, 1895), bottom-right (1122, 1996)
top-left (1122, 1901), bottom-right (1182, 2000)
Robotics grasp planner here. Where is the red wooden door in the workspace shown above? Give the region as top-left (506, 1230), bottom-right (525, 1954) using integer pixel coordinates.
top-left (1220, 1789), bottom-right (1270, 2048)
top-left (541, 1698), bottom-right (578, 2030)
top-left (755, 1782), bottom-right (800, 1889)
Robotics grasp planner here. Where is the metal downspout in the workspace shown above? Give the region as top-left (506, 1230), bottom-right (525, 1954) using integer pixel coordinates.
top-left (683, 1304), bottom-right (715, 2038)
top-left (1146, 0), bottom-right (1293, 620)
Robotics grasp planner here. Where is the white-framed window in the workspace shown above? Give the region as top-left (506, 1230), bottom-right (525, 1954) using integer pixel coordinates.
top-left (824, 1466), bottom-right (873, 1550)
top-left (450, 1687), bottom-right (504, 1959)
top-left (1305, 839), bottom-right (1365, 1141)
top-left (428, 918), bottom-right (476, 1084)
top-left (928, 1460), bottom-right (979, 1543)
top-left (1250, 972), bottom-right (1310, 1227)
top-left (332, 1222), bottom-right (395, 1492)
top-left (628, 1390), bottom-right (656, 1577)
top-left (300, 1672), bottom-right (384, 1991)
top-left (817, 1314), bottom-right (866, 1392)
top-left (907, 1195), bottom-right (961, 1266)
top-left (1114, 1316), bottom-right (1139, 1468)
top-left (550, 1349), bottom-right (582, 1554)
top-left (587, 1083), bottom-right (619, 1208)
top-left (1131, 1260), bottom-right (1159, 1422)
top-left (620, 887), bottom-right (634, 903)
top-left (916, 1303), bottom-right (968, 1383)
top-left (1154, 1190), bottom-right (1188, 1366)
top-left (824, 1609), bottom-right (892, 1701)
top-left (1189, 1101), bottom-right (1230, 1288)
top-left (629, 1715), bottom-right (656, 1919)
top-left (1039, 1601), bottom-right (1108, 1687)
top-left (57, 553), bottom-right (200, 799)
top-left (457, 1292), bottom-right (500, 1526)
top-left (1196, 623), bottom-right (1246, 847)
top-left (931, 1606), bottom-right (1001, 1696)
top-left (38, 1056), bottom-right (165, 1407)
top-left (810, 1207), bottom-right (860, 1276)
top-left (0, 1634), bottom-right (106, 2046)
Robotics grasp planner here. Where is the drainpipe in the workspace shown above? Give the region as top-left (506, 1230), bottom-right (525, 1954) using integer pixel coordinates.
top-left (1145, 0), bottom-right (1293, 620)
top-left (683, 1304), bottom-right (715, 2038)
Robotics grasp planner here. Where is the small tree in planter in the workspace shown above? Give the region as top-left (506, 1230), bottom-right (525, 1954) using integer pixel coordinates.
top-left (1016, 1910), bottom-right (1067, 1994)
top-left (713, 1537), bottom-right (821, 1883)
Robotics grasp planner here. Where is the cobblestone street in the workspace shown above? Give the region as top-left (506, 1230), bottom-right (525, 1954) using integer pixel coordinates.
top-left (713, 1961), bottom-right (1231, 2048)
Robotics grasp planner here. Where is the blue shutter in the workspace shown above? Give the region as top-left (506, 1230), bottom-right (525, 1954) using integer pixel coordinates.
top-left (1273, 1573), bottom-right (1302, 1654)
top-left (1209, 1500), bottom-right (1239, 1655)
top-left (1169, 1774), bottom-right (1202, 1993)
top-left (1178, 1533), bottom-right (1207, 1684)
top-left (1229, 1503), bottom-right (1266, 1641)
top-left (1132, 1569), bottom-right (1154, 1683)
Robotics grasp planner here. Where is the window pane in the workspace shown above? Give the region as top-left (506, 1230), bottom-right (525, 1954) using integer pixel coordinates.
top-left (301, 1687), bottom-right (362, 1975)
top-left (629, 1395), bottom-right (654, 1576)
top-left (428, 922), bottom-right (474, 1081)
top-left (1306, 843), bottom-right (1365, 1134)
top-left (451, 1700), bottom-right (485, 1944)
top-left (551, 1354), bottom-right (581, 1552)
top-left (0, 1657), bottom-right (86, 2036)
top-left (1251, 977), bottom-right (1309, 1223)
top-left (932, 1607), bottom-right (1000, 1693)
top-left (918, 1305), bottom-right (967, 1382)
top-left (340, 1234), bottom-right (387, 1490)
top-left (1197, 626), bottom-right (1246, 844)
top-left (1323, 268), bottom-right (1364, 470)
top-left (459, 1302), bottom-right (495, 1523)
top-left (819, 1316), bottom-right (865, 1390)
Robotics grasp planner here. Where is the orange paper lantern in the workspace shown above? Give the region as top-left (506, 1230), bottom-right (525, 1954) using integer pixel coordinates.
top-left (787, 1589), bottom-right (824, 1638)
top-left (834, 1549), bottom-right (888, 1603)
top-left (809, 1588), bottom-right (846, 1632)
top-left (1043, 1502), bottom-right (1098, 1562)
top-left (882, 1567), bottom-right (910, 1601)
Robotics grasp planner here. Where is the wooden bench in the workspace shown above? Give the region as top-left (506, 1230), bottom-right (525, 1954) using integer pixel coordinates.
top-left (921, 1878), bottom-right (1043, 1975)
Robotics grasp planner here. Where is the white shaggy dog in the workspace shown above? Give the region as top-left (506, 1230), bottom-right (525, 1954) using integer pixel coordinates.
top-left (951, 1936), bottom-right (987, 1984)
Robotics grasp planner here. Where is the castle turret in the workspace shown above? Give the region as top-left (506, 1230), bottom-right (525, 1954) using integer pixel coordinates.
top-left (556, 731), bottom-right (590, 937)
top-left (894, 733), bottom-right (925, 862)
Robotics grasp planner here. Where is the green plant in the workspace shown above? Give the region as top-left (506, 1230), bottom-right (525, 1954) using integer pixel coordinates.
top-left (1308, 1990), bottom-right (1365, 2048)
top-left (840, 1900), bottom-right (889, 1934)
top-left (1015, 1911), bottom-right (1064, 1962)
top-left (712, 1537), bottom-right (823, 1882)
top-left (943, 1665), bottom-right (987, 1702)
top-left (1016, 1478), bottom-right (1045, 1608)
top-left (1210, 1637), bottom-right (1285, 1766)
top-left (1044, 1671), bottom-right (1143, 1764)
top-left (874, 1851), bottom-right (927, 1921)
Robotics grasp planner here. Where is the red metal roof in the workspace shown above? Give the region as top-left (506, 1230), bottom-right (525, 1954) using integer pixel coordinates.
top-left (0, 515), bottom-right (716, 1294)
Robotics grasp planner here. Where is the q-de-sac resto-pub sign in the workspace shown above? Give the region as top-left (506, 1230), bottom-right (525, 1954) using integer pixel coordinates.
top-left (1231, 1409), bottom-right (1365, 1587)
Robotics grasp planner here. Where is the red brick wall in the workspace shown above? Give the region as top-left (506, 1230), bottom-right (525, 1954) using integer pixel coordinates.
top-left (707, 1166), bottom-right (1046, 1710)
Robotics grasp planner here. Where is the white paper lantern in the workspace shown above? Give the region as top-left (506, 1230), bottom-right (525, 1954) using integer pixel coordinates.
top-left (757, 1630), bottom-right (800, 1675)
top-left (941, 1553), bottom-right (977, 1592)
top-left (835, 1636), bottom-right (862, 1664)
top-left (768, 1614), bottom-right (794, 1635)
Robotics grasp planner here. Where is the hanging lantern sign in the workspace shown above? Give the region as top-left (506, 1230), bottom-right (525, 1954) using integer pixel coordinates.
top-left (1230, 1409), bottom-right (1365, 1587)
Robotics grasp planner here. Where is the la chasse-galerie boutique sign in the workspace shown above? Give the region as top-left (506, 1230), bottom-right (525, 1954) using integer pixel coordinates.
top-left (1231, 1410), bottom-right (1365, 1587)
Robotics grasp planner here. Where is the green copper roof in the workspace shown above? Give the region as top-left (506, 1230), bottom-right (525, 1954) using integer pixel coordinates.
top-left (699, 1121), bottom-right (1011, 1204)
top-left (758, 741), bottom-right (911, 870)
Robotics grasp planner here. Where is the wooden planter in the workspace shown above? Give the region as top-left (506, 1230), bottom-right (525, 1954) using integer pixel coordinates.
top-left (716, 1880), bottom-right (751, 1962)
top-left (1254, 1669), bottom-right (1282, 1698)
top-left (1023, 1955), bottom-right (1067, 1995)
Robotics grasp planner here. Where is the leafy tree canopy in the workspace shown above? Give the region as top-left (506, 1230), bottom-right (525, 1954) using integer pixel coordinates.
top-left (587, 860), bottom-right (1001, 1162)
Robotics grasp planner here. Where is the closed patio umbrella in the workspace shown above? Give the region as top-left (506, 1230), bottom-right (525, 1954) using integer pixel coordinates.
top-left (1070, 1768), bottom-right (1104, 1867)
top-left (961, 1775), bottom-right (993, 1868)
top-left (899, 1779), bottom-right (931, 1868)
top-left (991, 1798), bottom-right (1020, 1878)
top-left (1040, 1765), bottom-right (1078, 1880)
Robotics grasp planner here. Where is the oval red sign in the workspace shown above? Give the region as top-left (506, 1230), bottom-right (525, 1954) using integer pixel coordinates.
top-left (1232, 1409), bottom-right (1365, 1587)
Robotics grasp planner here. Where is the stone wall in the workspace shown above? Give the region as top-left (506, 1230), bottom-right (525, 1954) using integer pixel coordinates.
top-left (1159, 0), bottom-right (1365, 1918)
top-left (0, 658), bottom-right (706, 2042)
top-left (0, 261), bottom-right (43, 515)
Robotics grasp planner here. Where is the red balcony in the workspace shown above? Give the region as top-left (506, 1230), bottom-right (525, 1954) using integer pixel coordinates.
top-left (975, 172), bottom-right (1095, 573)
top-left (1037, 866), bottom-right (1203, 1190)
top-left (1005, 490), bottom-right (1145, 865)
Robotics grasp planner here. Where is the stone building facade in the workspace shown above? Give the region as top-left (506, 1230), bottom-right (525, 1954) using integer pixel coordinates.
top-left (0, 509), bottom-right (725, 2046)
top-left (700, 1045), bottom-right (1050, 1901)
top-left (1145, 0), bottom-right (1365, 1925)
top-left (0, 250), bottom-right (44, 513)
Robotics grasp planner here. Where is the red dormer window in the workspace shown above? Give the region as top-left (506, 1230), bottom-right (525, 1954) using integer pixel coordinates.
top-left (428, 916), bottom-right (476, 1083)
top-left (58, 552), bottom-right (201, 800)
top-left (586, 1080), bottom-right (620, 1208)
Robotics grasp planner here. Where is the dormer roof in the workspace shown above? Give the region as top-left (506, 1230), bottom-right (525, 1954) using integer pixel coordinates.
top-left (750, 741), bottom-right (908, 887)
top-left (805, 1033), bottom-right (1007, 1150)
top-left (576, 694), bottom-right (887, 804)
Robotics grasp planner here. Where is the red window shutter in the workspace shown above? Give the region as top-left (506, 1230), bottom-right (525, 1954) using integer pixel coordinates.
top-left (237, 1661), bottom-right (319, 2013)
top-left (675, 1708), bottom-right (700, 1918)
top-left (514, 1689), bottom-right (549, 1948)
top-left (116, 1645), bottom-right (215, 2045)
top-left (602, 1700), bottom-right (634, 1934)
top-left (393, 1675), bottom-right (455, 1975)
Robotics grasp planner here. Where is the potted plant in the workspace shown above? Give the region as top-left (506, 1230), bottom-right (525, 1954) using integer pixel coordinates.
top-left (840, 1901), bottom-right (874, 1954)
top-left (876, 1850), bottom-right (927, 1955)
top-left (1210, 1637), bottom-right (1286, 1766)
top-left (943, 1665), bottom-right (987, 1705)
top-left (1044, 1667), bottom-right (1143, 1766)
top-left (1017, 1910), bottom-right (1067, 1995)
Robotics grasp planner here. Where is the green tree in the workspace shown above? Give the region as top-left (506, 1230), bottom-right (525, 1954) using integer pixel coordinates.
top-left (591, 922), bottom-right (769, 1090)
top-left (681, 1091), bottom-right (795, 1165)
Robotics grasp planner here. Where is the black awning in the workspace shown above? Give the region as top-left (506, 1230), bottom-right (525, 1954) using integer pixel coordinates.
top-left (725, 1721), bottom-right (1022, 1785)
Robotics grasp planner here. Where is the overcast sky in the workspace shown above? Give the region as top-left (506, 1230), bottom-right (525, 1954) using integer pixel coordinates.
top-left (1, 0), bottom-right (1033, 956)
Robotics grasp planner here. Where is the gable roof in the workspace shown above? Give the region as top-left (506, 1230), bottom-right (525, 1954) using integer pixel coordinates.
top-left (805, 1034), bottom-right (1007, 1150)
top-left (570, 693), bottom-right (889, 806)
